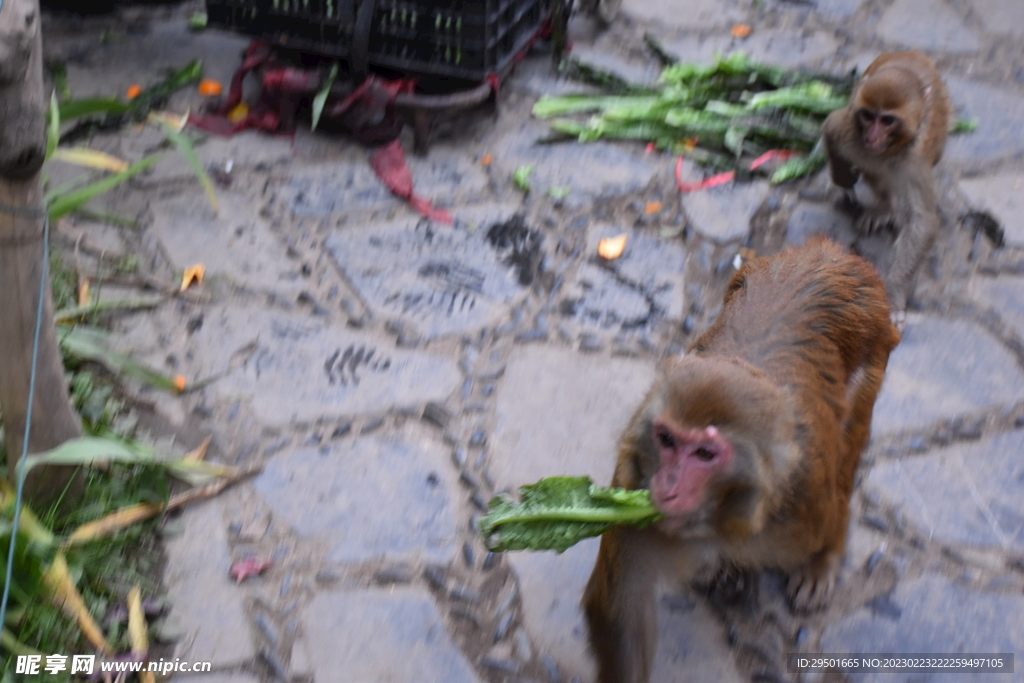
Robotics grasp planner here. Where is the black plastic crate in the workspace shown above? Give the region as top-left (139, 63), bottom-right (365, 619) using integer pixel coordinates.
top-left (206, 0), bottom-right (552, 82)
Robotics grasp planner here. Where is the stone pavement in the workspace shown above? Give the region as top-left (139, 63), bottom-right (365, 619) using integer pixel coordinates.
top-left (40, 0), bottom-right (1024, 680)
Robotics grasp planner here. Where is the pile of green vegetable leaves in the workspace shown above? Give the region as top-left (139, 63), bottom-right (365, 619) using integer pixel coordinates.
top-left (480, 476), bottom-right (662, 552)
top-left (535, 51), bottom-right (858, 183)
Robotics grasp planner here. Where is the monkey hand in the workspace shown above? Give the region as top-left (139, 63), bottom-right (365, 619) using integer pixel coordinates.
top-left (856, 205), bottom-right (896, 234)
top-left (890, 307), bottom-right (906, 334)
top-left (786, 556), bottom-right (839, 613)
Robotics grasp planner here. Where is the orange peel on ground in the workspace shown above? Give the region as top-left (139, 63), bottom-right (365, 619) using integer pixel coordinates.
top-left (598, 234), bottom-right (628, 260)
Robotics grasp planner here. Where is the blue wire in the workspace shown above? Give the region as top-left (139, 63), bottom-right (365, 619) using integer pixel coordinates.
top-left (0, 209), bottom-right (50, 649)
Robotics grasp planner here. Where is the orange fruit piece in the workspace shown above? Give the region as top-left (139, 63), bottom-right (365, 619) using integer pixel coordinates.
top-left (731, 24), bottom-right (752, 38)
top-left (126, 84), bottom-right (142, 100)
top-left (198, 79), bottom-right (223, 97)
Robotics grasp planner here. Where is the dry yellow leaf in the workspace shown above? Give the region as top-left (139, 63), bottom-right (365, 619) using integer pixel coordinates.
top-left (645, 201), bottom-right (662, 214)
top-left (44, 553), bottom-right (113, 654)
top-left (77, 279), bottom-right (91, 307)
top-left (480, 153), bottom-right (493, 166)
top-left (598, 234), bottom-right (628, 260)
top-left (731, 23), bottom-right (752, 37)
top-left (50, 148), bottom-right (130, 173)
top-left (184, 435), bottom-right (212, 462)
top-left (128, 585), bottom-right (155, 683)
top-left (180, 263), bottom-right (205, 291)
top-left (228, 102), bottom-right (250, 124)
top-left (66, 502), bottom-right (163, 545)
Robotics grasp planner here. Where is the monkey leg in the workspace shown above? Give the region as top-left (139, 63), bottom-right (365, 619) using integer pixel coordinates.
top-left (583, 528), bottom-right (662, 683)
top-left (885, 207), bottom-right (939, 331)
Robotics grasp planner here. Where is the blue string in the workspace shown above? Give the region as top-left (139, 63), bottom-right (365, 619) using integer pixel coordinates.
top-left (0, 208), bottom-right (50, 650)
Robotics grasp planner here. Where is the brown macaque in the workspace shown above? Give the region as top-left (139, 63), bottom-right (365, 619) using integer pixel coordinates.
top-left (582, 238), bottom-right (899, 683)
top-left (822, 50), bottom-right (951, 331)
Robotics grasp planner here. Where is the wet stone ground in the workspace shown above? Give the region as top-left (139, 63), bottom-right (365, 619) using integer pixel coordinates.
top-left (39, 0), bottom-right (1024, 681)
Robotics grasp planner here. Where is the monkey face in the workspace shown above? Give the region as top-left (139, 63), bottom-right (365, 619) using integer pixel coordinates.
top-left (648, 421), bottom-right (733, 517)
top-left (856, 108), bottom-right (900, 154)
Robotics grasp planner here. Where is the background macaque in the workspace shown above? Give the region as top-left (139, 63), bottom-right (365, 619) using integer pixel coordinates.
top-left (582, 238), bottom-right (900, 683)
top-left (822, 50), bottom-right (951, 331)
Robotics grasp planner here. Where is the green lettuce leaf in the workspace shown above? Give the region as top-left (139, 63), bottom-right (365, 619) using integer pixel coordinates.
top-left (479, 476), bottom-right (662, 553)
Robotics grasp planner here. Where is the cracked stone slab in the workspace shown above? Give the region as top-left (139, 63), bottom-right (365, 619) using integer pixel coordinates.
top-left (958, 173), bottom-right (1024, 244)
top-left (490, 345), bottom-right (658, 489)
top-left (968, 0), bottom-right (1024, 39)
top-left (946, 77), bottom-right (1024, 166)
top-left (814, 0), bottom-right (864, 19)
top-left (507, 542), bottom-right (744, 683)
top-left (682, 177), bottom-right (769, 242)
top-left (870, 315), bottom-right (1024, 435)
top-left (740, 29), bottom-right (842, 69)
top-left (561, 226), bottom-right (687, 329)
top-left (193, 305), bottom-right (461, 424)
top-left (820, 574), bottom-right (1024, 682)
top-left (325, 213), bottom-right (530, 339)
top-left (969, 276), bottom-right (1024, 334)
top-left (149, 192), bottom-right (303, 294)
top-left (876, 0), bottom-right (982, 53)
top-left (865, 431), bottom-right (1024, 550)
top-left (277, 160), bottom-right (395, 215)
top-left (621, 0), bottom-right (746, 29)
top-left (253, 428), bottom-right (460, 564)
top-left (300, 588), bottom-right (482, 683)
top-left (786, 201), bottom-right (857, 247)
top-left (482, 120), bottom-right (658, 206)
top-left (164, 498), bottom-right (254, 667)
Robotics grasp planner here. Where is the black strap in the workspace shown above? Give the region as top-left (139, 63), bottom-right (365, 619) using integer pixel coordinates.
top-left (352, 0), bottom-right (375, 83)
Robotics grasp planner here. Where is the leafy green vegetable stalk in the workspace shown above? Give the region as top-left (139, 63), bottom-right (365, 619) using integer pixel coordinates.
top-left (479, 476), bottom-right (662, 553)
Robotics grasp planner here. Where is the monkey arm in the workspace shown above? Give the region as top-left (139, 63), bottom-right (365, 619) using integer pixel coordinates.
top-left (583, 528), bottom-right (661, 683)
top-left (822, 110), bottom-right (861, 188)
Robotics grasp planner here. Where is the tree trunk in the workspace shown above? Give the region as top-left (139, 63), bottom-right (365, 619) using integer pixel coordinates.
top-left (0, 0), bottom-right (83, 506)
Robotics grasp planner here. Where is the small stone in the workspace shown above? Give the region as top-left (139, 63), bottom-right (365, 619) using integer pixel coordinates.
top-left (255, 612), bottom-right (279, 646)
top-left (579, 334), bottom-right (603, 352)
top-left (460, 471), bottom-right (481, 490)
top-left (263, 437), bottom-right (289, 456)
top-left (451, 586), bottom-right (482, 604)
top-left (471, 491), bottom-right (489, 512)
top-left (423, 566), bottom-right (447, 591)
top-left (481, 656), bottom-right (519, 673)
top-left (452, 447), bottom-right (468, 468)
top-left (423, 402), bottom-right (452, 429)
top-left (483, 552), bottom-right (498, 571)
top-left (494, 612), bottom-right (515, 642)
top-left (315, 570), bottom-right (341, 585)
top-left (866, 549), bottom-right (885, 575)
top-left (450, 605), bottom-right (481, 627)
top-left (374, 566), bottom-right (414, 585)
top-left (513, 628), bottom-right (533, 661)
top-left (515, 328), bottom-right (549, 344)
top-left (542, 654), bottom-right (560, 682)
top-left (861, 514), bottom-right (889, 532)
top-left (258, 647), bottom-right (288, 680)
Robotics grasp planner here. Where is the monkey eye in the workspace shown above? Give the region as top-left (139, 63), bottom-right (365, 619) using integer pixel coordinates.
top-left (655, 429), bottom-right (676, 450)
top-left (857, 109), bottom-right (876, 123)
top-left (879, 114), bottom-right (896, 126)
top-left (693, 447), bottom-right (717, 462)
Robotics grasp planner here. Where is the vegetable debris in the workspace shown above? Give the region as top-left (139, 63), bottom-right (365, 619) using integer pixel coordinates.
top-left (479, 476), bottom-right (662, 553)
top-left (536, 52), bottom-right (855, 183)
